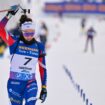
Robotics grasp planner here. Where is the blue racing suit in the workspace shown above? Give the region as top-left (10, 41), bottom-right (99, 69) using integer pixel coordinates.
top-left (0, 16), bottom-right (47, 105)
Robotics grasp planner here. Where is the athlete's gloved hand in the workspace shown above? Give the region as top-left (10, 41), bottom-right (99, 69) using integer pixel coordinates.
top-left (39, 87), bottom-right (47, 103)
top-left (6, 5), bottom-right (19, 18)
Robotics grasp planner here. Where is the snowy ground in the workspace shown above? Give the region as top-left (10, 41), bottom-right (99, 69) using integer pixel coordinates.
top-left (0, 0), bottom-right (105, 105)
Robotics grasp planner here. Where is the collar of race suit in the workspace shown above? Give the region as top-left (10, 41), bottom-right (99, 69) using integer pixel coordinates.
top-left (19, 35), bottom-right (37, 45)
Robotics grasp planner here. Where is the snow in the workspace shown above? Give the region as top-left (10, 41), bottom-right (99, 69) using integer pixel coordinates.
top-left (0, 0), bottom-right (105, 105)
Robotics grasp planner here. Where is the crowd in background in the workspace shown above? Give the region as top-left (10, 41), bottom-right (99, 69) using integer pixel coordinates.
top-left (62, 0), bottom-right (104, 3)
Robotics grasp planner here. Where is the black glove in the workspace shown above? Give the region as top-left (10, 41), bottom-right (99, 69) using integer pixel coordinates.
top-left (6, 5), bottom-right (19, 18)
top-left (39, 88), bottom-right (47, 103)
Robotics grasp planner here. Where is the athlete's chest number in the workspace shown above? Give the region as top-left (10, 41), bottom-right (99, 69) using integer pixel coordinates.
top-left (24, 57), bottom-right (32, 65)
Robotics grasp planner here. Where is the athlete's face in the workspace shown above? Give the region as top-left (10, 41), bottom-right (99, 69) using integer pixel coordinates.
top-left (22, 29), bottom-right (35, 41)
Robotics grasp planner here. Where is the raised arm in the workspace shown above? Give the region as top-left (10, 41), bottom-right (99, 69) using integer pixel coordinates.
top-left (0, 5), bottom-right (19, 46)
top-left (0, 16), bottom-right (15, 46)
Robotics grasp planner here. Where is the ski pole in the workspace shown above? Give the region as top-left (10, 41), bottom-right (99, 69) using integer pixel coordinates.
top-left (0, 5), bottom-right (19, 13)
top-left (0, 9), bottom-right (11, 13)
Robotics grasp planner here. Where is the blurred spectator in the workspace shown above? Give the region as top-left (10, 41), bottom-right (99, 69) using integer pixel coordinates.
top-left (28, 0), bottom-right (31, 3)
top-left (84, 27), bottom-right (96, 53)
top-left (9, 23), bottom-right (22, 39)
top-left (39, 21), bottom-right (48, 47)
top-left (81, 18), bottom-right (86, 30)
top-left (0, 38), bottom-right (7, 57)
